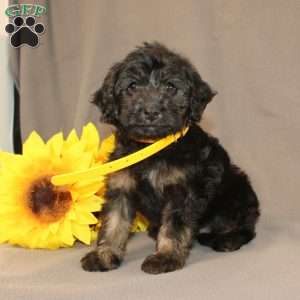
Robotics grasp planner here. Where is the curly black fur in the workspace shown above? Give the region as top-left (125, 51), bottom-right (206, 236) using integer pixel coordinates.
top-left (81, 42), bottom-right (260, 274)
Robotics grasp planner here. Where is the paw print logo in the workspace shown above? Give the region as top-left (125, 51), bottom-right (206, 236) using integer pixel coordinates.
top-left (5, 16), bottom-right (45, 48)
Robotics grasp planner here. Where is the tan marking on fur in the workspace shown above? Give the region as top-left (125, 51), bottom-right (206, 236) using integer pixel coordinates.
top-left (199, 226), bottom-right (212, 234)
top-left (157, 225), bottom-right (174, 253)
top-left (179, 227), bottom-right (193, 250)
top-left (103, 201), bottom-right (131, 251)
top-left (108, 170), bottom-right (136, 192)
top-left (157, 224), bottom-right (192, 258)
top-left (96, 195), bottom-right (132, 261)
top-left (148, 163), bottom-right (185, 192)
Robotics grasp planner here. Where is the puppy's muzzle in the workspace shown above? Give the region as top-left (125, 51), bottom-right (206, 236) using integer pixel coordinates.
top-left (141, 106), bottom-right (162, 123)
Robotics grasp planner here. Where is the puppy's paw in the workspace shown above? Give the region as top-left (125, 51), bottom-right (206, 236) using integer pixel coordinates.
top-left (141, 253), bottom-right (184, 274)
top-left (81, 248), bottom-right (122, 272)
top-left (211, 239), bottom-right (242, 252)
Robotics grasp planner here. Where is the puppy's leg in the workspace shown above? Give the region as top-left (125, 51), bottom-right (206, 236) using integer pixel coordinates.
top-left (81, 190), bottom-right (135, 272)
top-left (142, 186), bottom-right (194, 274)
top-left (198, 170), bottom-right (259, 252)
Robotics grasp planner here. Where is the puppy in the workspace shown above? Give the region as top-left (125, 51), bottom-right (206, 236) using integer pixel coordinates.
top-left (81, 42), bottom-right (260, 274)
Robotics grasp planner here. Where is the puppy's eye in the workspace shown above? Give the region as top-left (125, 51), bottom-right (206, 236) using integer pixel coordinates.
top-left (166, 82), bottom-right (177, 92)
top-left (127, 82), bottom-right (137, 93)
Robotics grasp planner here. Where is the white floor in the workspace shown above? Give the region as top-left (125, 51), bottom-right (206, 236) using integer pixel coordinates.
top-left (1, 217), bottom-right (300, 300)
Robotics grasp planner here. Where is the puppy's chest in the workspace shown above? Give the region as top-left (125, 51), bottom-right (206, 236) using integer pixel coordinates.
top-left (142, 163), bottom-right (186, 193)
top-left (107, 161), bottom-right (186, 196)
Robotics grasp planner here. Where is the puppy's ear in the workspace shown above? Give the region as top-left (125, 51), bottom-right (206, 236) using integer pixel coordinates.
top-left (92, 62), bottom-right (123, 124)
top-left (190, 77), bottom-right (217, 123)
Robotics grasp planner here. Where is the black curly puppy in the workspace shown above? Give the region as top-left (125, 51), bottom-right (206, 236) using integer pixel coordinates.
top-left (81, 42), bottom-right (260, 274)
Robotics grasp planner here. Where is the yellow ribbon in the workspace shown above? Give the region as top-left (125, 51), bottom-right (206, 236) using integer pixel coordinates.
top-left (51, 127), bottom-right (189, 186)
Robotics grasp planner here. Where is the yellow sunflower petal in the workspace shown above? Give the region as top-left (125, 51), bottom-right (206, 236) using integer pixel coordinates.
top-left (71, 223), bottom-right (91, 245)
top-left (0, 226), bottom-right (9, 243)
top-left (23, 131), bottom-right (48, 158)
top-left (30, 228), bottom-right (51, 248)
top-left (57, 221), bottom-right (75, 246)
top-left (47, 132), bottom-right (64, 157)
top-left (131, 212), bottom-right (149, 232)
top-left (91, 229), bottom-right (98, 242)
top-left (0, 151), bottom-right (18, 165)
top-left (17, 228), bottom-right (41, 249)
top-left (76, 195), bottom-right (104, 212)
top-left (96, 134), bottom-right (115, 163)
top-left (62, 145), bottom-right (91, 172)
top-left (81, 123), bottom-right (100, 154)
top-left (73, 179), bottom-right (105, 197)
top-left (74, 209), bottom-right (98, 225)
top-left (65, 207), bottom-right (77, 221)
top-left (46, 234), bottom-right (64, 249)
top-left (62, 141), bottom-right (86, 160)
top-left (48, 221), bottom-right (60, 234)
top-left (65, 129), bottom-right (79, 147)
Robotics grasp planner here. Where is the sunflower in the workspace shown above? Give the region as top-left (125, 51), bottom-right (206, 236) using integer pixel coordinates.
top-left (0, 123), bottom-right (108, 249)
top-left (131, 212), bottom-right (149, 232)
top-left (0, 123), bottom-right (148, 250)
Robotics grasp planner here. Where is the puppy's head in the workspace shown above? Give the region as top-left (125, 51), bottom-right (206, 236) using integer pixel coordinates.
top-left (93, 42), bottom-right (216, 140)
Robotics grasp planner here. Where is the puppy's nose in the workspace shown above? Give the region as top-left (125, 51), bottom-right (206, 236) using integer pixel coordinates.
top-left (143, 108), bottom-right (161, 122)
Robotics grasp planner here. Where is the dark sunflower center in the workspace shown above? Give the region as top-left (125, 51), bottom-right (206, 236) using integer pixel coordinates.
top-left (29, 177), bottom-right (72, 223)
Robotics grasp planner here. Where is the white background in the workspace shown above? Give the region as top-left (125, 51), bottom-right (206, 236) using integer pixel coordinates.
top-left (0, 0), bottom-right (14, 152)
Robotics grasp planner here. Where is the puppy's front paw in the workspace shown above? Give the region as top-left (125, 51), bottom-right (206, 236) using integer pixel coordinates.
top-left (81, 248), bottom-right (122, 272)
top-left (141, 253), bottom-right (184, 274)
